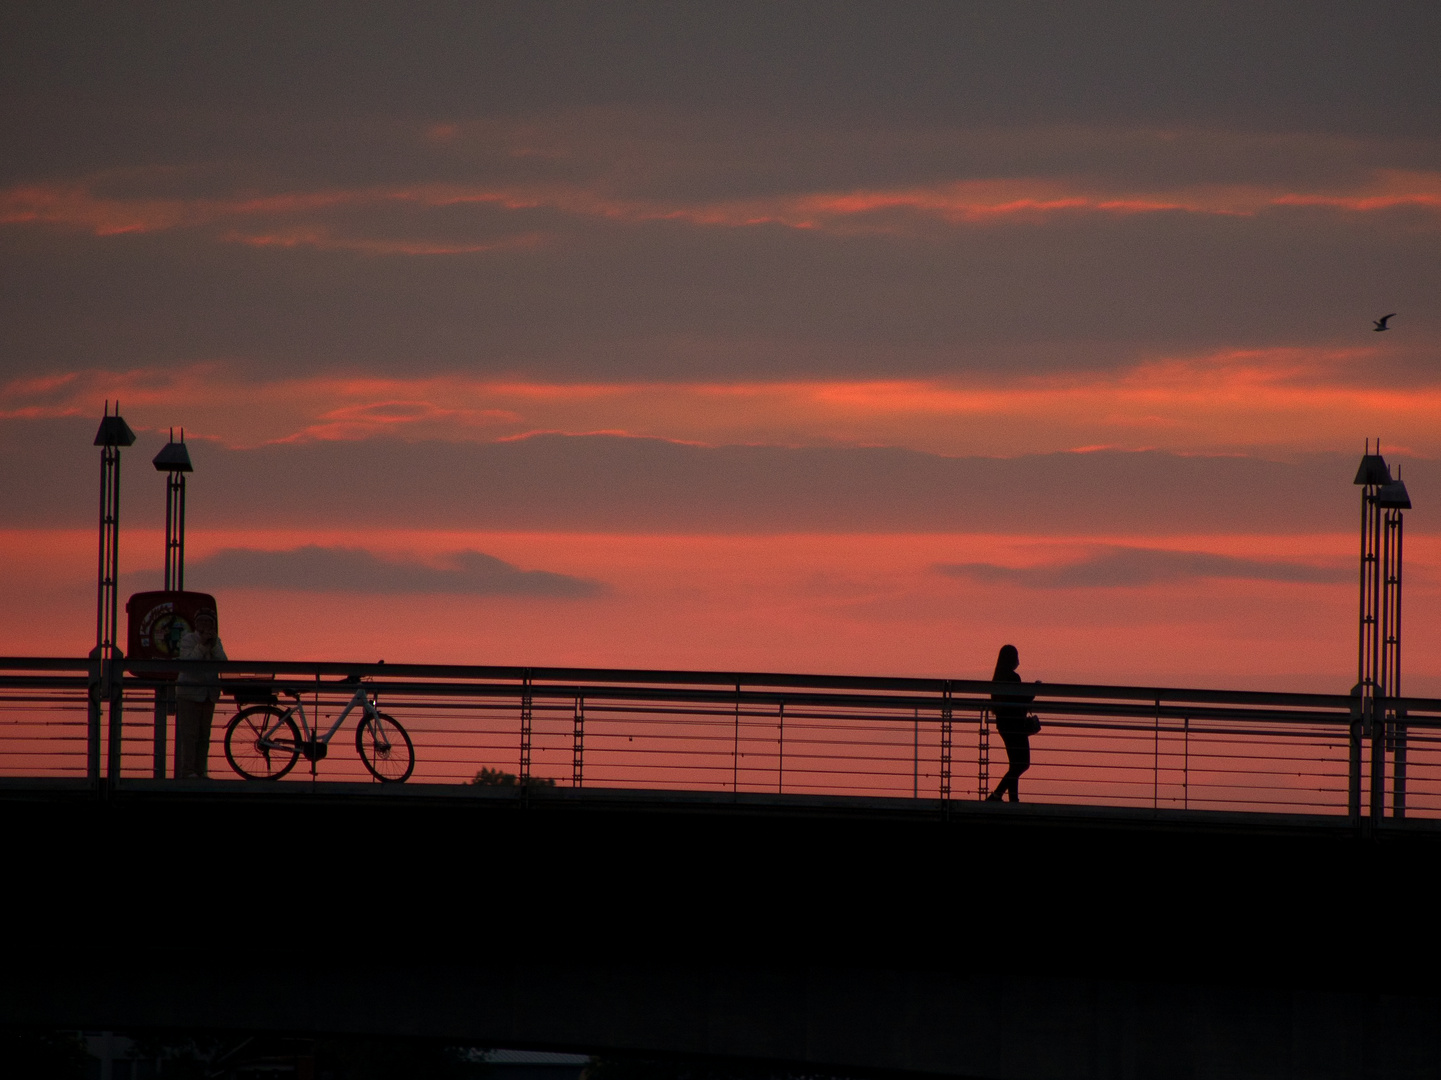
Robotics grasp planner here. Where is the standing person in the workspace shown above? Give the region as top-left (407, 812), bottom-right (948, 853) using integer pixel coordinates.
top-left (986, 644), bottom-right (1037, 803)
top-left (175, 609), bottom-right (226, 778)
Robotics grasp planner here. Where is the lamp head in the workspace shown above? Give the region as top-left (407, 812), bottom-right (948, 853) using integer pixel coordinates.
top-left (1377, 479), bottom-right (1412, 510)
top-left (152, 439), bottom-right (193, 472)
top-left (1354, 454), bottom-right (1391, 486)
top-left (93, 413), bottom-right (136, 448)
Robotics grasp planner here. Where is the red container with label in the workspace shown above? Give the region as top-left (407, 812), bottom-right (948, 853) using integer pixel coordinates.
top-left (126, 591), bottom-right (219, 675)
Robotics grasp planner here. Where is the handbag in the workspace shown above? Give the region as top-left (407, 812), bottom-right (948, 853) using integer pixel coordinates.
top-left (1024, 713), bottom-right (1042, 736)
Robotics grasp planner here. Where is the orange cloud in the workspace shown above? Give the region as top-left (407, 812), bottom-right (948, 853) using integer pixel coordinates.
top-left (5, 166), bottom-right (1441, 249)
top-left (221, 227), bottom-right (547, 256)
top-left (9, 345), bottom-right (1441, 458)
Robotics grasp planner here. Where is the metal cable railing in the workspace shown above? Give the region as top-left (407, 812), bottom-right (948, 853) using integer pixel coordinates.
top-left (2, 656), bottom-right (1438, 822)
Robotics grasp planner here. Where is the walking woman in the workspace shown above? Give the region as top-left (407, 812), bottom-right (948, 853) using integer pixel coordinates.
top-left (986, 644), bottom-right (1037, 802)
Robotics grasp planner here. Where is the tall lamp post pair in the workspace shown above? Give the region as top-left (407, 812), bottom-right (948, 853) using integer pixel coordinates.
top-left (1354, 442), bottom-right (1411, 822)
top-left (90, 403), bottom-right (197, 782)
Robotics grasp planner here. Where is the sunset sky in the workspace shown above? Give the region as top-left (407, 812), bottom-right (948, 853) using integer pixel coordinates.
top-left (3, 2), bottom-right (1440, 691)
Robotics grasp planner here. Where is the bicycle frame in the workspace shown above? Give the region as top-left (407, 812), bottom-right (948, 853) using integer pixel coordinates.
top-left (266, 682), bottom-right (377, 752)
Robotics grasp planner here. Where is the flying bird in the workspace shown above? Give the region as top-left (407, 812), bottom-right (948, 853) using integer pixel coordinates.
top-left (1373, 313), bottom-right (1397, 331)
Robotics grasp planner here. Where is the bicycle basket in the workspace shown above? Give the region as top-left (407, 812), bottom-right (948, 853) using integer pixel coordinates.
top-left (227, 677), bottom-right (278, 707)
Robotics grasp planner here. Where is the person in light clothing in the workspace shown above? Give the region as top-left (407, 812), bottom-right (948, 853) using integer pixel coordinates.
top-left (175, 609), bottom-right (225, 778)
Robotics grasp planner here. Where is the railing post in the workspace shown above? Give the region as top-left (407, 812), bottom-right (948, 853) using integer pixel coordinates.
top-left (1153, 697), bottom-right (1161, 809)
top-left (777, 700), bottom-right (785, 795)
top-left (1370, 693), bottom-right (1385, 823)
top-left (1183, 715), bottom-right (1190, 810)
top-left (87, 648), bottom-right (103, 782)
top-left (152, 684), bottom-right (170, 779)
top-left (912, 708), bottom-right (919, 799)
top-left (1349, 718), bottom-right (1363, 822)
top-left (105, 648), bottom-right (124, 783)
top-left (519, 670), bottom-right (532, 783)
top-left (732, 682), bottom-right (740, 792)
top-left (977, 705), bottom-right (990, 801)
top-left (572, 695), bottom-right (584, 788)
top-left (1393, 710), bottom-right (1407, 820)
top-left (939, 682), bottom-right (952, 805)
top-left (1348, 690), bottom-right (1363, 823)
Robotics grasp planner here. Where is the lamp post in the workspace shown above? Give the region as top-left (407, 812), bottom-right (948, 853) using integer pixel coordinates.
top-left (1377, 473), bottom-right (1410, 818)
top-left (93, 401), bottom-right (136, 783)
top-left (153, 430), bottom-right (193, 591)
top-left (146, 430), bottom-right (193, 778)
top-left (1353, 441), bottom-right (1410, 822)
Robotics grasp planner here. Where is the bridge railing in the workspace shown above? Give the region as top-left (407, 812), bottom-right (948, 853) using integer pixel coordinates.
top-left (2, 656), bottom-right (1439, 820)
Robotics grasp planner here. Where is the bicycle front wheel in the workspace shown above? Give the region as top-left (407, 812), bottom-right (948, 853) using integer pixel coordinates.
top-left (356, 712), bottom-right (415, 783)
top-left (225, 706), bottom-right (301, 780)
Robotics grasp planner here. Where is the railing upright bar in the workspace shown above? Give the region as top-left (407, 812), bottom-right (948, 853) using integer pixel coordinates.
top-left (86, 652), bottom-right (102, 782)
top-left (519, 670), bottom-right (532, 783)
top-left (977, 706), bottom-right (989, 801)
top-left (1372, 695), bottom-right (1386, 824)
top-left (105, 653), bottom-right (123, 784)
top-left (912, 708), bottom-right (918, 799)
top-left (777, 700), bottom-right (785, 795)
top-left (1153, 697), bottom-right (1160, 809)
top-left (153, 685), bottom-right (169, 779)
top-left (732, 682), bottom-right (740, 793)
top-left (939, 682), bottom-right (953, 805)
top-left (572, 695), bottom-right (584, 788)
top-left (1349, 692), bottom-right (1363, 823)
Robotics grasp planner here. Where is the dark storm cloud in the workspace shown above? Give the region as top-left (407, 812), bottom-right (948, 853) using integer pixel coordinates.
top-left (186, 545), bottom-right (603, 597)
top-left (0, 418), bottom-right (1401, 536)
top-left (936, 547), bottom-right (1349, 589)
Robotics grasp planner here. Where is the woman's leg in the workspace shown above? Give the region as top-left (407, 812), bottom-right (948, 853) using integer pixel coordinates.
top-left (989, 733), bottom-right (1019, 800)
top-left (1000, 734), bottom-right (1031, 801)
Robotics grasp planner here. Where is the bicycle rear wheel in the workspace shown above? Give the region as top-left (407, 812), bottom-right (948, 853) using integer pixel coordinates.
top-left (225, 706), bottom-right (301, 780)
top-left (356, 712), bottom-right (414, 783)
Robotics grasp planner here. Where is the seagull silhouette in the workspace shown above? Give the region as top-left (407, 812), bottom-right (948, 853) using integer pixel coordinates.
top-left (1374, 313), bottom-right (1397, 331)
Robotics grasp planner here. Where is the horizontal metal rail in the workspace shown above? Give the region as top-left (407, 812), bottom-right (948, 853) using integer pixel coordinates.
top-left (13, 655), bottom-right (1439, 710)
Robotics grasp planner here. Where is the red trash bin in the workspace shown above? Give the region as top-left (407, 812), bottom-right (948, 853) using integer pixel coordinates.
top-left (126, 591), bottom-right (219, 670)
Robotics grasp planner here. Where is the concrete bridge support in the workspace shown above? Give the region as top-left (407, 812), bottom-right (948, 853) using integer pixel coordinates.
top-left (6, 782), bottom-right (1441, 1079)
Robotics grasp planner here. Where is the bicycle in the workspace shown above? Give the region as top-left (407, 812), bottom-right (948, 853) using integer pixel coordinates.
top-left (223, 675), bottom-right (415, 782)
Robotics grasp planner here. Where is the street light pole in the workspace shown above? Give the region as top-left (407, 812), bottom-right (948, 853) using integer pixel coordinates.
top-left (150, 430), bottom-right (194, 778)
top-left (1377, 472), bottom-right (1411, 818)
top-left (1353, 443), bottom-right (1388, 822)
top-left (93, 402), bottom-right (135, 783)
top-left (1353, 441), bottom-right (1411, 823)
top-left (153, 430), bottom-right (193, 591)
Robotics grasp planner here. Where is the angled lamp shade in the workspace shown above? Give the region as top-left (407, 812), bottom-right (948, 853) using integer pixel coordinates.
top-left (94, 414), bottom-right (136, 447)
top-left (152, 440), bottom-right (193, 472)
top-left (1354, 454), bottom-right (1391, 486)
top-left (1377, 479), bottom-right (1412, 509)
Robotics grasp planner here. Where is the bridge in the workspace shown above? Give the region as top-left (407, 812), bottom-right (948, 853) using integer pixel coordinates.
top-left (6, 657), bottom-right (1441, 1079)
